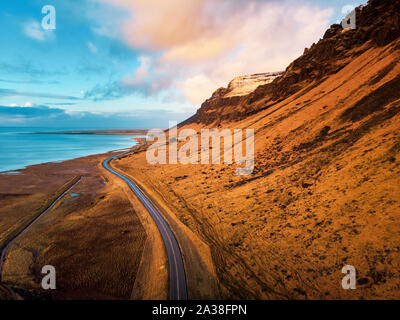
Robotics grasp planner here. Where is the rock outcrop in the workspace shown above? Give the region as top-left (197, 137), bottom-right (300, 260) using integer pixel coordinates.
top-left (216, 72), bottom-right (284, 99)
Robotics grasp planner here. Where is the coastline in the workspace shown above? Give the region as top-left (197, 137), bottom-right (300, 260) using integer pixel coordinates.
top-left (34, 129), bottom-right (150, 135)
top-left (0, 130), bottom-right (146, 174)
top-left (0, 136), bottom-right (148, 299)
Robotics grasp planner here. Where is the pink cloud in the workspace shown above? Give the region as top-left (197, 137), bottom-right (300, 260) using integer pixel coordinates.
top-left (98, 0), bottom-right (333, 104)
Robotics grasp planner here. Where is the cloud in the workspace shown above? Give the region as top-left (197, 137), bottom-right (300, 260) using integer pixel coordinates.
top-left (0, 78), bottom-right (60, 85)
top-left (43, 102), bottom-right (77, 106)
top-left (0, 88), bottom-right (80, 100)
top-left (0, 61), bottom-right (65, 77)
top-left (23, 20), bottom-right (54, 41)
top-left (93, 0), bottom-right (333, 104)
top-left (84, 81), bottom-right (125, 101)
top-left (8, 102), bottom-right (35, 107)
top-left (0, 104), bottom-right (191, 128)
top-left (76, 62), bottom-right (106, 75)
top-left (0, 105), bottom-right (65, 118)
top-left (84, 67), bottom-right (175, 101)
top-left (88, 41), bottom-right (98, 54)
top-left (24, 21), bottom-right (45, 40)
top-left (124, 56), bottom-right (151, 84)
top-left (342, 5), bottom-right (356, 15)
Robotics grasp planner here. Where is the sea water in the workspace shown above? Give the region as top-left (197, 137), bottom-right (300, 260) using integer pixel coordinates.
top-left (0, 127), bottom-right (142, 172)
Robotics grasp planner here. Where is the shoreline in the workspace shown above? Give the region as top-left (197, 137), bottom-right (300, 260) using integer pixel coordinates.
top-left (34, 129), bottom-right (150, 135)
top-left (0, 136), bottom-right (148, 299)
top-left (0, 149), bottom-right (124, 175)
top-left (0, 134), bottom-right (146, 174)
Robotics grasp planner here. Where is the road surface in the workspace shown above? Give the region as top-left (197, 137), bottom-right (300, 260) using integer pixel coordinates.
top-left (102, 144), bottom-right (188, 300)
top-left (0, 177), bottom-right (81, 281)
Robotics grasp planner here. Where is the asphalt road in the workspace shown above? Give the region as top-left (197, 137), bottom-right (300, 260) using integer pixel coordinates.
top-left (102, 144), bottom-right (188, 300)
top-left (0, 177), bottom-right (82, 281)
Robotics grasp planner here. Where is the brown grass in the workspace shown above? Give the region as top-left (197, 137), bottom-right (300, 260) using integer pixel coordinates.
top-left (0, 175), bottom-right (80, 261)
top-left (114, 42), bottom-right (400, 299)
top-left (0, 152), bottom-right (147, 299)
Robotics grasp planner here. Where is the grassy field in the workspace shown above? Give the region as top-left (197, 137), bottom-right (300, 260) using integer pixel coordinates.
top-left (0, 152), bottom-right (147, 299)
top-left (0, 175), bottom-right (80, 267)
top-left (114, 43), bottom-right (400, 299)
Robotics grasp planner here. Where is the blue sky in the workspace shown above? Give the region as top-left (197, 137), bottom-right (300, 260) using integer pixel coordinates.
top-left (0, 0), bottom-right (366, 128)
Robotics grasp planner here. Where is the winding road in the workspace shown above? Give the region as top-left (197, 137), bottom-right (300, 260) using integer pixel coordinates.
top-left (0, 177), bottom-right (82, 281)
top-left (102, 143), bottom-right (188, 300)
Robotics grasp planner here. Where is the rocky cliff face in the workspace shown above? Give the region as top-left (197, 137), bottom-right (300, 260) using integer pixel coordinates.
top-left (212, 72), bottom-right (284, 99)
top-left (184, 0), bottom-right (400, 126)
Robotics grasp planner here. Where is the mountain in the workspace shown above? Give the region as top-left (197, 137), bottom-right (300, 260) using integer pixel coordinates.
top-left (184, 0), bottom-right (400, 126)
top-left (116, 0), bottom-right (400, 299)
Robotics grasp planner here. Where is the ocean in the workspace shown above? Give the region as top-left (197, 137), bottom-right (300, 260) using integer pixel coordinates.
top-left (0, 127), bottom-right (142, 172)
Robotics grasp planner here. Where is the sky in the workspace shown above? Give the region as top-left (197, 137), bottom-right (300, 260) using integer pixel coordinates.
top-left (0, 0), bottom-right (367, 129)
